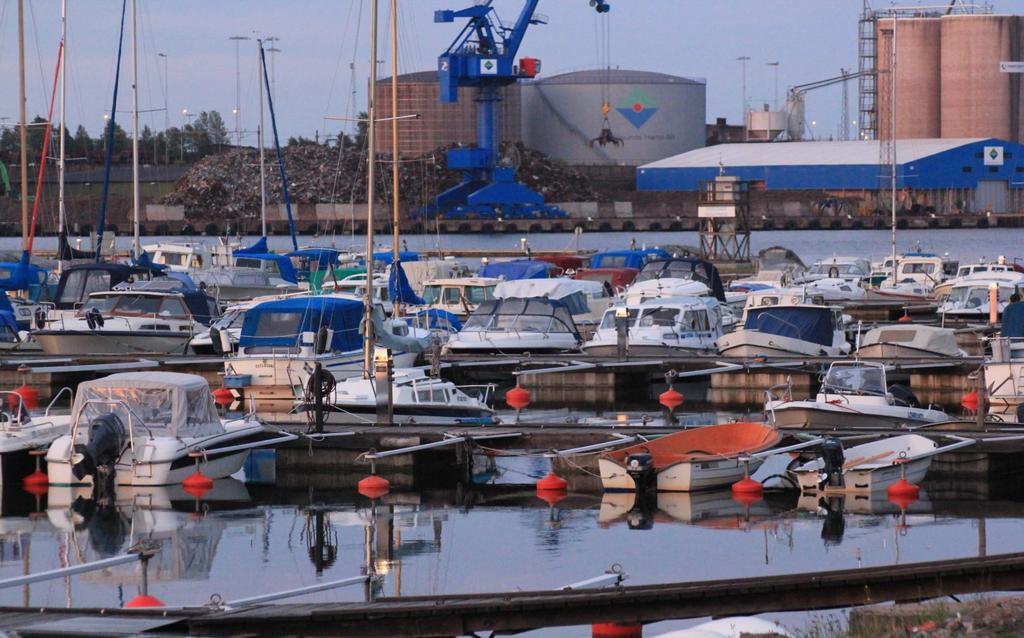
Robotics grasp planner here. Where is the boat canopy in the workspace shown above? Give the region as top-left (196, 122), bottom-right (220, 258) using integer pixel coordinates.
top-left (574, 267), bottom-right (640, 291)
top-left (635, 257), bottom-right (726, 301)
top-left (861, 325), bottom-right (962, 357)
top-left (464, 297), bottom-right (580, 338)
top-left (822, 362), bottom-right (886, 396)
top-left (493, 278), bottom-right (604, 315)
top-left (589, 248), bottom-right (671, 270)
top-left (0, 292), bottom-right (18, 339)
top-left (414, 309), bottom-right (462, 332)
top-left (239, 296), bottom-right (363, 352)
top-left (744, 306), bottom-right (835, 346)
top-left (72, 371), bottom-right (223, 438)
top-left (389, 261), bottom-right (425, 305)
top-left (232, 253), bottom-right (298, 284)
top-left (478, 259), bottom-right (553, 280)
top-left (53, 263), bottom-right (163, 310)
top-left (0, 251), bottom-right (48, 292)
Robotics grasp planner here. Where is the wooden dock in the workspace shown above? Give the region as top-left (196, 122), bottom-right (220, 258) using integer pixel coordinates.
top-left (6, 551), bottom-right (1024, 637)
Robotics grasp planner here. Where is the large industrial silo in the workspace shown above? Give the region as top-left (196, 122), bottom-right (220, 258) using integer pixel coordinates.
top-left (940, 15), bottom-right (1014, 139)
top-left (876, 17), bottom-right (941, 139)
top-left (520, 69), bottom-right (705, 166)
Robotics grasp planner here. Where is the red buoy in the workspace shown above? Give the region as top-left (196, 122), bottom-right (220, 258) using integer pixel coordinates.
top-left (960, 390), bottom-right (979, 411)
top-left (23, 470), bottom-right (48, 489)
top-left (732, 490), bottom-right (762, 507)
top-left (9, 383), bottom-right (38, 411)
top-left (212, 386), bottom-right (234, 406)
top-left (536, 489), bottom-right (566, 507)
top-left (898, 312), bottom-right (913, 323)
top-left (183, 471), bottom-right (214, 492)
top-left (731, 476), bottom-right (763, 496)
top-left (658, 387), bottom-right (684, 411)
top-left (124, 594), bottom-right (165, 608)
top-left (182, 481), bottom-right (211, 500)
top-left (23, 481), bottom-right (48, 498)
top-left (358, 474), bottom-right (390, 499)
top-left (887, 491), bottom-right (918, 511)
top-left (505, 385), bottom-right (531, 411)
top-left (536, 472), bottom-right (567, 492)
top-left (592, 622), bottom-right (642, 638)
top-left (887, 477), bottom-right (920, 500)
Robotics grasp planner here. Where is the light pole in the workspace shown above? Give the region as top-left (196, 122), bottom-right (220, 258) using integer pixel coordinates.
top-left (229, 35), bottom-right (250, 148)
top-left (265, 36), bottom-right (280, 104)
top-left (766, 61), bottom-right (779, 110)
top-left (158, 52), bottom-right (168, 164)
top-left (180, 108), bottom-right (189, 162)
top-left (737, 55), bottom-right (750, 140)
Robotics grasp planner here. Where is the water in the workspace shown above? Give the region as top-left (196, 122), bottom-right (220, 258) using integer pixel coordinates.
top-left (9, 227), bottom-right (1024, 266)
top-left (0, 450), bottom-right (1020, 636)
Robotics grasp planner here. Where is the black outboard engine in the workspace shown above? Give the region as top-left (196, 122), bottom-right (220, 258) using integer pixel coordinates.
top-left (84, 307), bottom-right (105, 330)
top-left (818, 437), bottom-right (845, 489)
top-left (888, 384), bottom-right (920, 408)
top-left (72, 413), bottom-right (128, 484)
top-left (624, 451), bottom-right (656, 494)
top-left (818, 496), bottom-right (846, 547)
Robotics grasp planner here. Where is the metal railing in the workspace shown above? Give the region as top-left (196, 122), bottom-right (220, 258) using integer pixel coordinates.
top-left (66, 399), bottom-right (156, 463)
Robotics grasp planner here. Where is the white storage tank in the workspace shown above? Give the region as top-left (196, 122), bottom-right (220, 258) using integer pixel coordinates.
top-left (520, 69), bottom-right (706, 166)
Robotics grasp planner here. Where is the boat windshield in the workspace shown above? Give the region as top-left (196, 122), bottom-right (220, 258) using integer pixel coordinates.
top-left (823, 364), bottom-right (886, 395)
top-left (638, 307), bottom-right (679, 327)
top-left (946, 285), bottom-right (1011, 307)
top-left (465, 286), bottom-right (494, 304)
top-left (599, 308), bottom-right (638, 330)
top-left (808, 263), bottom-right (863, 276)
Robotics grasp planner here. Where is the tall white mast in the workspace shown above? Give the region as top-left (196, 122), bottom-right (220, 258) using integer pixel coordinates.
top-left (257, 38), bottom-right (267, 237)
top-left (889, 11), bottom-right (897, 281)
top-left (390, 0), bottom-right (400, 318)
top-left (363, 0), bottom-right (379, 376)
top-left (130, 0), bottom-right (140, 259)
top-left (58, 0), bottom-right (66, 271)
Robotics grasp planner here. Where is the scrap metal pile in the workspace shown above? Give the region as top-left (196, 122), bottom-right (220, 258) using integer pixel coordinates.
top-left (159, 143), bottom-right (598, 219)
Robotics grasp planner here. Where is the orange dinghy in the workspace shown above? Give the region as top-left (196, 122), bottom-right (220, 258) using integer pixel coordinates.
top-left (598, 422), bottom-right (783, 493)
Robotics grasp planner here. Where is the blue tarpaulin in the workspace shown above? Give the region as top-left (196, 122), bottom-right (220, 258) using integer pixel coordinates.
top-left (234, 237), bottom-right (269, 256)
top-left (0, 292), bottom-right (18, 338)
top-left (478, 259), bottom-right (552, 280)
top-left (232, 253), bottom-right (298, 284)
top-left (744, 307), bottom-right (835, 347)
top-left (389, 262), bottom-right (424, 305)
top-left (414, 309), bottom-right (462, 332)
top-left (366, 251), bottom-right (420, 266)
top-left (589, 249), bottom-right (671, 270)
top-left (239, 296), bottom-right (364, 352)
top-left (1003, 302), bottom-right (1024, 338)
top-left (0, 251), bottom-right (48, 292)
top-left (131, 250), bottom-right (168, 272)
top-left (286, 248), bottom-right (343, 270)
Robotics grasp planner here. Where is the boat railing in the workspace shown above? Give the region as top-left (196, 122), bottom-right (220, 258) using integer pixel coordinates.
top-left (45, 387), bottom-right (74, 417)
top-left (458, 383), bottom-right (496, 407)
top-left (0, 391), bottom-right (27, 429)
top-left (67, 399), bottom-right (155, 461)
top-left (763, 376), bottom-right (793, 425)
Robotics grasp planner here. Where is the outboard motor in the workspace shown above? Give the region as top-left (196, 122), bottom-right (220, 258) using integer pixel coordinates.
top-left (72, 413), bottom-right (128, 484)
top-left (84, 307), bottom-right (105, 330)
top-left (817, 437), bottom-right (845, 490)
top-left (818, 496), bottom-right (846, 547)
top-left (888, 384), bottom-right (920, 408)
top-left (624, 451), bottom-right (656, 494)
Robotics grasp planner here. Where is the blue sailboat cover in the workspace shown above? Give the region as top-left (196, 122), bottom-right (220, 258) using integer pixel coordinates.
top-left (478, 259), bottom-right (552, 280)
top-left (744, 307), bottom-right (834, 347)
top-left (239, 296), bottom-right (364, 352)
top-left (0, 251), bottom-right (48, 292)
top-left (389, 262), bottom-right (424, 305)
top-left (234, 236), bottom-right (269, 255)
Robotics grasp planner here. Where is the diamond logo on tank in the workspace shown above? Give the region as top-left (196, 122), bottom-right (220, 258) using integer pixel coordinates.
top-left (616, 88), bottom-right (659, 129)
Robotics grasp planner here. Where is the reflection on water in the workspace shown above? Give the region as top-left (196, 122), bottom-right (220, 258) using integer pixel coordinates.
top-left (0, 460), bottom-right (1021, 635)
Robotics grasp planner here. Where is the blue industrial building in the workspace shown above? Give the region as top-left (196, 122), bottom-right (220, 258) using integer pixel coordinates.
top-left (637, 138), bottom-right (1024, 200)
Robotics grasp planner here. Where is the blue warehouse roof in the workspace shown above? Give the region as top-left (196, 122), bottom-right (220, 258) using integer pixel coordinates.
top-left (637, 138), bottom-right (1024, 191)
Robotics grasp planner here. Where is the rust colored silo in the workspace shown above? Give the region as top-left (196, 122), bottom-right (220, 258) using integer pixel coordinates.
top-left (876, 16), bottom-right (941, 140)
top-left (940, 14), bottom-right (1013, 139)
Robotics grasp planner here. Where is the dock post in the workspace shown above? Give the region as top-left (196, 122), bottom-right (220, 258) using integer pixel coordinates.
top-left (313, 363), bottom-right (325, 434)
top-left (615, 308), bottom-right (629, 360)
top-left (976, 365), bottom-right (987, 430)
top-left (374, 348), bottom-right (394, 426)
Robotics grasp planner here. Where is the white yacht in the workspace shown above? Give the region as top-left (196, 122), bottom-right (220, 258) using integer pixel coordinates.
top-left (582, 296), bottom-right (724, 357)
top-left (938, 278), bottom-right (1024, 320)
top-left (933, 259), bottom-right (1024, 300)
top-left (303, 368), bottom-right (495, 426)
top-left (493, 278), bottom-right (613, 336)
top-left (443, 297), bottom-right (582, 355)
top-left (794, 257), bottom-right (871, 285)
top-left (418, 277), bottom-right (500, 317)
top-left (45, 372), bottom-right (294, 487)
top-left (33, 279), bottom-right (219, 356)
top-left (717, 288), bottom-right (850, 357)
top-left (765, 361), bottom-right (948, 429)
top-left (321, 273), bottom-right (393, 314)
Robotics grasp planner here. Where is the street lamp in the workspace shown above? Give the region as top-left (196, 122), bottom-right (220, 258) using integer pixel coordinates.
top-left (766, 61), bottom-right (780, 110)
top-left (737, 56), bottom-right (750, 140)
top-left (229, 35), bottom-right (250, 148)
top-left (181, 108), bottom-right (189, 162)
top-left (810, 120), bottom-right (817, 140)
top-left (157, 52), bottom-right (168, 164)
top-left (265, 36), bottom-right (280, 104)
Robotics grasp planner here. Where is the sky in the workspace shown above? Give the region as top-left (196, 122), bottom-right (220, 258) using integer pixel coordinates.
top-left (1, 0), bottom-right (1023, 146)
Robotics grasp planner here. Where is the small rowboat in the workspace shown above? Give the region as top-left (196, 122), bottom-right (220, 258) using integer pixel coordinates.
top-left (598, 421), bottom-right (783, 493)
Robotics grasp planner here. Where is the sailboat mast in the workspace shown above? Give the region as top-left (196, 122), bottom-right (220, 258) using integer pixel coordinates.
top-left (889, 11), bottom-right (897, 280)
top-left (390, 0), bottom-right (400, 318)
top-left (58, 0), bottom-right (67, 271)
top-left (130, 0), bottom-right (140, 259)
top-left (363, 0), bottom-right (379, 376)
top-left (17, 0), bottom-right (28, 251)
top-left (257, 39), bottom-right (267, 237)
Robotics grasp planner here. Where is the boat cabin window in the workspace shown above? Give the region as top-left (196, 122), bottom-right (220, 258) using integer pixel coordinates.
top-left (465, 285), bottom-right (494, 304)
top-left (78, 295), bottom-right (118, 315)
top-left (599, 308), bottom-right (638, 330)
top-left (112, 295), bottom-right (165, 316)
top-left (254, 311), bottom-right (303, 338)
top-left (639, 307), bottom-right (678, 328)
top-left (824, 365), bottom-right (885, 395)
top-left (901, 263), bottom-right (935, 274)
top-left (391, 323), bottom-right (409, 337)
top-left (157, 298), bottom-right (191, 318)
top-left (442, 287), bottom-right (462, 305)
top-left (416, 386), bottom-right (447, 403)
top-left (61, 269), bottom-right (113, 305)
top-left (948, 286), bottom-right (1011, 307)
top-left (692, 309), bottom-right (710, 331)
top-left (421, 285), bottom-right (441, 304)
top-left (213, 309), bottom-right (245, 330)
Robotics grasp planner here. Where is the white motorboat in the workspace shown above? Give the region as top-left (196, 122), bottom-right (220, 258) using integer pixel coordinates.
top-left (493, 277), bottom-right (613, 336)
top-left (0, 389), bottom-right (72, 485)
top-left (418, 277), bottom-right (501, 317)
top-left (717, 288), bottom-right (850, 357)
top-left (801, 276), bottom-right (866, 302)
top-left (765, 361), bottom-right (948, 430)
top-left (303, 368), bottom-right (495, 426)
top-left (45, 262), bottom-right (163, 322)
top-left (856, 324), bottom-right (964, 359)
top-left (34, 279), bottom-right (219, 356)
top-left (321, 273), bottom-right (393, 314)
top-left (45, 372), bottom-right (295, 487)
top-left (791, 434), bottom-right (971, 494)
top-left (933, 259), bottom-right (1024, 300)
top-left (193, 267), bottom-right (301, 305)
top-left (442, 297), bottom-right (582, 355)
top-left (793, 256), bottom-right (871, 286)
top-left (582, 296), bottom-right (724, 357)
top-left (938, 278), bottom-right (1024, 320)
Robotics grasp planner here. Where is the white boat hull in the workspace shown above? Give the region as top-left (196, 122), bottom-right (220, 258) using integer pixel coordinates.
top-left (766, 399), bottom-right (949, 429)
top-left (598, 456), bottom-right (764, 492)
top-left (795, 458), bottom-right (932, 494)
top-left (718, 331), bottom-right (846, 357)
top-left (34, 330), bottom-right (193, 356)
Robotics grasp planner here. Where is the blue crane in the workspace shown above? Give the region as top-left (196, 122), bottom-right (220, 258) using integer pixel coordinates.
top-left (423, 0), bottom-right (610, 221)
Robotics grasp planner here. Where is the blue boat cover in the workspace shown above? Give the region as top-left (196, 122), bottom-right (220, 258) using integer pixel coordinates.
top-left (389, 262), bottom-right (425, 305)
top-left (232, 253), bottom-right (298, 284)
top-left (239, 296), bottom-right (364, 352)
top-left (286, 248), bottom-right (343, 270)
top-left (744, 307), bottom-right (835, 347)
top-left (131, 249), bottom-right (168, 272)
top-left (0, 251), bottom-right (48, 292)
top-left (234, 237), bottom-right (269, 255)
top-left (589, 248), bottom-right (672, 270)
top-left (414, 309), bottom-right (462, 332)
top-left (1002, 301), bottom-right (1024, 338)
top-left (478, 259), bottom-right (552, 280)
top-left (0, 292), bottom-right (18, 339)
top-left (367, 251), bottom-right (420, 266)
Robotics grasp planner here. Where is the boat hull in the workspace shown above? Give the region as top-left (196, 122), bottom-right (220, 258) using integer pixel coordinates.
top-left (718, 332), bottom-right (845, 358)
top-left (581, 343), bottom-right (715, 358)
top-left (795, 458), bottom-right (932, 494)
top-left (598, 456), bottom-right (765, 492)
top-left (34, 330), bottom-right (192, 356)
top-left (767, 400), bottom-right (948, 430)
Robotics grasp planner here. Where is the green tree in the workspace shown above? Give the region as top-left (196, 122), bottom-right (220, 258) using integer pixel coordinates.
top-left (72, 125), bottom-right (92, 161)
